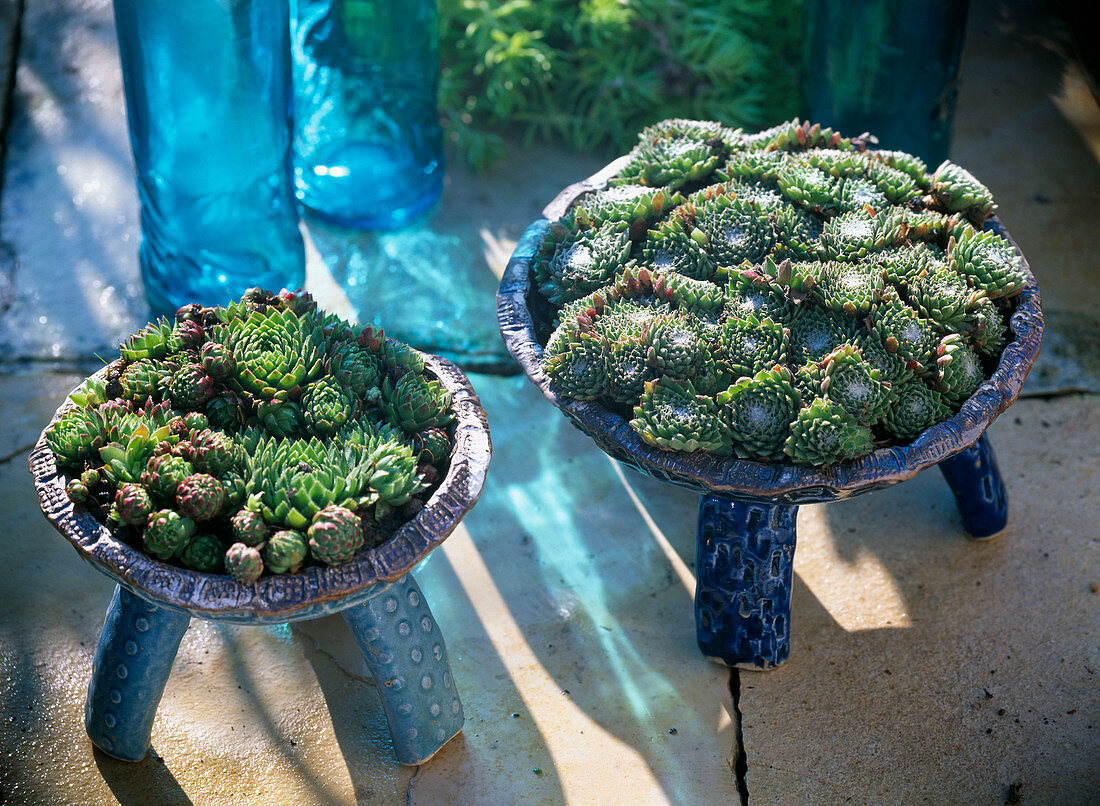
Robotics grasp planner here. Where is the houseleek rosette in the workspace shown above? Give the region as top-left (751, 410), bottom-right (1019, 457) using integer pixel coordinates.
top-left (213, 307), bottom-right (324, 401)
top-left (717, 366), bottom-right (801, 460)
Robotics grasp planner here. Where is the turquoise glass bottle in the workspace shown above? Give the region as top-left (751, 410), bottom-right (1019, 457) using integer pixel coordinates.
top-left (112, 0), bottom-right (306, 319)
top-left (291, 0), bottom-right (444, 229)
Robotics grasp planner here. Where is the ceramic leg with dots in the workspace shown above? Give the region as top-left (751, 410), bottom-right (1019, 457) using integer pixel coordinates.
top-left (343, 573), bottom-right (464, 765)
top-left (695, 496), bottom-right (798, 670)
top-left (85, 585), bottom-right (192, 761)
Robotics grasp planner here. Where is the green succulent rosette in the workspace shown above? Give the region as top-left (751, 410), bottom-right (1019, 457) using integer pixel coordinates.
top-left (783, 396), bottom-right (875, 466)
top-left (882, 380), bottom-right (951, 440)
top-left (819, 345), bottom-right (893, 426)
top-left (629, 377), bottom-right (731, 455)
top-left (307, 505), bottom-right (364, 566)
top-left (214, 307), bottom-right (325, 402)
top-left (720, 314), bottom-right (789, 380)
top-left (717, 366), bottom-right (801, 460)
top-left (948, 227), bottom-right (1026, 299)
top-left (263, 530), bottom-right (308, 575)
top-left (930, 160), bottom-right (995, 220)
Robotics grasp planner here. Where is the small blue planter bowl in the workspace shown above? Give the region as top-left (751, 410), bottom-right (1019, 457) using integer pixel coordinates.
top-left (31, 352), bottom-right (491, 764)
top-left (497, 157), bottom-right (1043, 671)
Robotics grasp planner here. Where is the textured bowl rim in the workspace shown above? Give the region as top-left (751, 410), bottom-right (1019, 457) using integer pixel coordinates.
top-left (29, 352), bottom-right (492, 622)
top-left (496, 158), bottom-right (1044, 505)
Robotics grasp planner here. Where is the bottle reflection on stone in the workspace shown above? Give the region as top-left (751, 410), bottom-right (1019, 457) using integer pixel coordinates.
top-left (291, 0), bottom-right (444, 230)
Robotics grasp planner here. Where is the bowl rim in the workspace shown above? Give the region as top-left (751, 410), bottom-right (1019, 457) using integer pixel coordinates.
top-left (29, 352), bottom-right (492, 622)
top-left (496, 157), bottom-right (1044, 505)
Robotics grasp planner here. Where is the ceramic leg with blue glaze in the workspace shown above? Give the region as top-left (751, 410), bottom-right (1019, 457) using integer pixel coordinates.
top-left (696, 495), bottom-right (799, 670)
top-left (342, 573), bottom-right (464, 765)
top-left (938, 434), bottom-right (1009, 539)
top-left (85, 585), bottom-right (191, 761)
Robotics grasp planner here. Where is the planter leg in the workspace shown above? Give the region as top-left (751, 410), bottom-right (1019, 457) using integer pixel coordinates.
top-left (938, 434), bottom-right (1008, 539)
top-left (696, 495), bottom-right (799, 671)
top-left (85, 585), bottom-right (191, 761)
top-left (342, 573), bottom-right (464, 765)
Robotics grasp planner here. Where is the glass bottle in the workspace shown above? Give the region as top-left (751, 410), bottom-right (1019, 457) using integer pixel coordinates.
top-left (113, 0), bottom-right (306, 319)
top-left (800, 0), bottom-right (971, 168)
top-left (290, 0), bottom-right (444, 229)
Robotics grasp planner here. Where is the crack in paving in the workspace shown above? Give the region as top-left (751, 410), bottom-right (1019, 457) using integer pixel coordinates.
top-left (0, 441), bottom-right (34, 464)
top-left (729, 669), bottom-right (750, 805)
top-left (295, 626), bottom-right (379, 688)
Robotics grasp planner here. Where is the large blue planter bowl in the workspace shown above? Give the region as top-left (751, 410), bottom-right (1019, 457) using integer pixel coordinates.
top-left (496, 157), bottom-right (1043, 670)
top-left (31, 352), bottom-right (491, 764)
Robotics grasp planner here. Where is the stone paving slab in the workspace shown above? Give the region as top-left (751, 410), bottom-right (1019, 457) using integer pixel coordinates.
top-left (1, 369), bottom-right (744, 805)
top-left (739, 396), bottom-right (1100, 805)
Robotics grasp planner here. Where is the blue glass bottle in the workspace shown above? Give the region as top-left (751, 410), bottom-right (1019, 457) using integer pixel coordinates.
top-left (800, 0), bottom-right (970, 168)
top-left (290, 0), bottom-right (444, 229)
top-left (113, 0), bottom-right (306, 319)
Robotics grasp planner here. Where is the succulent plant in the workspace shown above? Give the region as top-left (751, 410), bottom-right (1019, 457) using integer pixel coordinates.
top-left (932, 334), bottom-right (986, 405)
top-left (188, 428), bottom-right (241, 476)
top-left (214, 307), bottom-right (324, 401)
top-left (536, 223), bottom-right (633, 306)
top-left (629, 377), bottom-right (731, 455)
top-left (113, 483), bottom-right (154, 526)
top-left (930, 160), bottom-right (995, 220)
top-left (948, 227), bottom-right (1027, 299)
top-left (543, 334), bottom-right (610, 401)
top-left (642, 216), bottom-right (714, 281)
top-left (717, 366), bottom-right (801, 460)
top-left (328, 341), bottom-right (382, 398)
top-left (44, 289), bottom-right (455, 581)
top-left (141, 453), bottom-right (193, 502)
top-left (571, 184), bottom-right (683, 238)
top-left (120, 318), bottom-right (180, 361)
top-left (179, 534), bottom-right (223, 573)
top-left (689, 195), bottom-right (776, 267)
top-left (65, 478), bottom-right (91, 504)
top-left (882, 380), bottom-right (951, 439)
top-left (225, 542), bottom-right (263, 584)
top-left (645, 314), bottom-right (705, 379)
top-left (301, 376), bottom-right (355, 437)
top-left (167, 362), bottom-right (216, 410)
top-left (413, 427), bottom-right (452, 466)
top-left (118, 359), bottom-right (170, 403)
top-left (819, 345), bottom-right (893, 425)
top-left (143, 509), bottom-right (195, 560)
top-left (538, 118), bottom-right (1027, 466)
top-left (783, 396), bottom-right (874, 466)
top-left (307, 505), bottom-right (364, 566)
top-left (720, 314), bottom-right (789, 379)
top-left (606, 335), bottom-right (652, 403)
top-left (230, 508), bottom-right (268, 547)
top-left (46, 406), bottom-right (106, 467)
top-left (175, 473), bottom-right (227, 522)
top-left (380, 371), bottom-right (454, 434)
top-left (367, 440), bottom-right (428, 518)
top-left (263, 530), bottom-right (308, 574)
top-left (200, 341), bottom-right (235, 380)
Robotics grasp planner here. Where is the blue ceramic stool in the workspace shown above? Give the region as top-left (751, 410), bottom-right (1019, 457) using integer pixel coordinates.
top-left (694, 434), bottom-right (1008, 669)
top-left (33, 352), bottom-right (491, 767)
top-left (84, 574), bottom-right (462, 764)
top-left (498, 173), bottom-right (1042, 674)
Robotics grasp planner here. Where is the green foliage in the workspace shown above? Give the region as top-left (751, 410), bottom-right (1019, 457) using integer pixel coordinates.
top-left (438, 0), bottom-right (802, 171)
top-left (46, 289), bottom-right (455, 582)
top-left (538, 118), bottom-right (1027, 465)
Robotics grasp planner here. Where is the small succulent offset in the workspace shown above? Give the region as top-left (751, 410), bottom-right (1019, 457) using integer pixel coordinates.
top-left (46, 289), bottom-right (456, 583)
top-left (539, 119), bottom-right (1028, 466)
